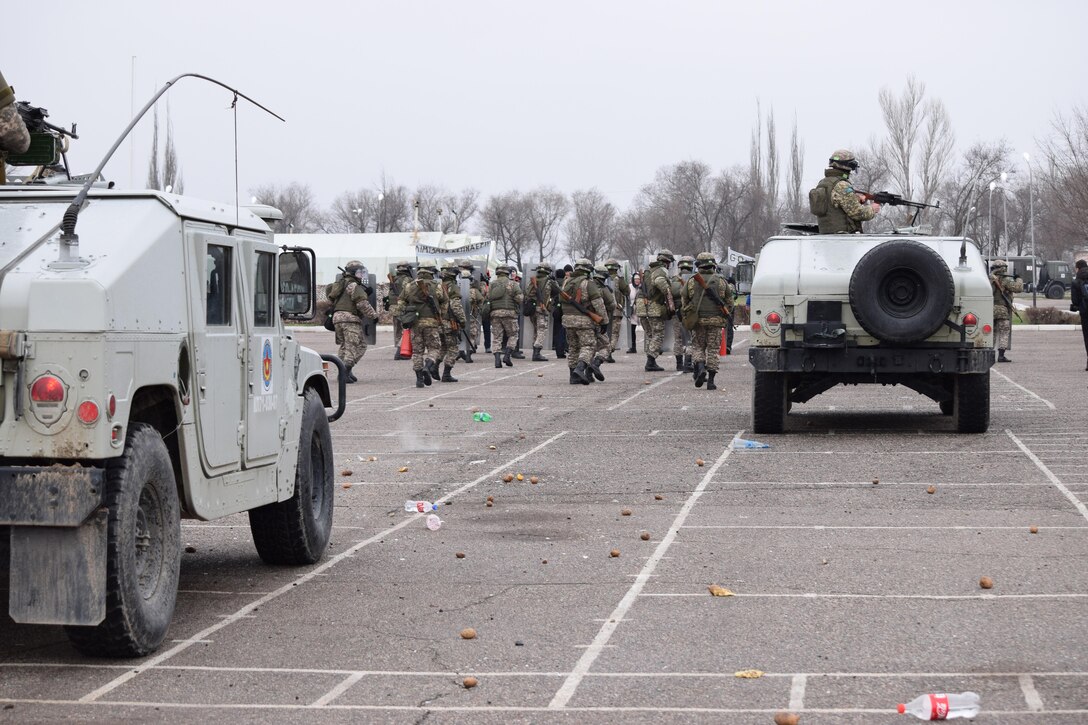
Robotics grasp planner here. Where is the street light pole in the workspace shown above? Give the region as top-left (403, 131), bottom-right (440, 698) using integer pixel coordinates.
top-left (988, 181), bottom-right (996, 255)
top-left (1023, 152), bottom-right (1036, 307)
top-left (351, 207), bottom-right (363, 232)
top-left (377, 192), bottom-right (385, 234)
top-left (1000, 171), bottom-right (1009, 257)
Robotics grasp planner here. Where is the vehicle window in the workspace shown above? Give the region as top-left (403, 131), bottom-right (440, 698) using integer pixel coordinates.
top-left (253, 251), bottom-right (275, 327)
top-left (206, 245), bottom-right (232, 326)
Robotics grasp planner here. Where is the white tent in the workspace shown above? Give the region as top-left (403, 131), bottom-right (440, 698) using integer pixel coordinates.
top-left (282, 232), bottom-right (494, 284)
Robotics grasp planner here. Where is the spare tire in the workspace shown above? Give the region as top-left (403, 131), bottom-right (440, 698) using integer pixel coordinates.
top-left (848, 240), bottom-right (954, 344)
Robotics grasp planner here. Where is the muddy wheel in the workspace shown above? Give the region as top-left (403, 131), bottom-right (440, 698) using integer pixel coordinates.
top-left (66, 423), bottom-right (181, 657)
top-left (954, 373), bottom-right (990, 433)
top-left (249, 388), bottom-right (334, 565)
top-left (752, 371), bottom-right (787, 434)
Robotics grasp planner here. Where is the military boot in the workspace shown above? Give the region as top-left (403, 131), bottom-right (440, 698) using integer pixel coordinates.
top-left (706, 371), bottom-right (718, 390)
top-left (693, 362), bottom-right (707, 388)
top-left (645, 355), bottom-right (664, 372)
top-left (428, 359), bottom-right (441, 379)
top-left (494, 352), bottom-right (503, 368)
top-left (414, 369), bottom-right (426, 388)
top-left (502, 349), bottom-right (513, 367)
top-left (511, 348), bottom-right (525, 359)
top-left (572, 361), bottom-right (591, 385)
top-left (605, 353), bottom-right (616, 363)
top-left (344, 366), bottom-right (358, 384)
top-left (675, 355), bottom-right (684, 371)
top-left (997, 349), bottom-right (1010, 362)
top-left (683, 354), bottom-right (694, 373)
top-left (589, 356), bottom-right (606, 381)
top-left (420, 366), bottom-right (432, 386)
top-left (394, 351), bottom-right (403, 361)
top-left (532, 346), bottom-right (547, 361)
top-left (569, 367), bottom-right (582, 385)
top-left (441, 364), bottom-right (458, 383)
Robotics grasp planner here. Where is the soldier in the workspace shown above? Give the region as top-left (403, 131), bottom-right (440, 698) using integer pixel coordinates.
top-left (809, 149), bottom-right (882, 234)
top-left (527, 262), bottom-right (560, 361)
top-left (459, 259), bottom-right (483, 362)
top-left (394, 263), bottom-right (448, 388)
top-left (0, 70), bottom-right (30, 158)
top-left (604, 258), bottom-right (629, 362)
top-left (638, 249), bottom-right (676, 371)
top-left (724, 274), bottom-right (738, 354)
top-left (437, 263), bottom-right (469, 382)
top-left (592, 264), bottom-right (616, 370)
top-left (990, 259), bottom-right (1023, 363)
top-left (562, 259), bottom-right (609, 385)
top-left (488, 263), bottom-right (523, 368)
top-left (681, 253), bottom-right (734, 390)
top-left (672, 256), bottom-right (695, 371)
top-left (1071, 259), bottom-right (1088, 370)
top-left (389, 262), bottom-right (414, 360)
top-left (325, 261), bottom-right (379, 384)
top-left (508, 267), bottom-right (526, 359)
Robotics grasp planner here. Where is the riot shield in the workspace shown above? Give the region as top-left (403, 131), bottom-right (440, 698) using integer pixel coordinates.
top-left (523, 267), bottom-right (554, 351)
top-left (362, 272), bottom-right (378, 346)
top-left (457, 274), bottom-right (475, 354)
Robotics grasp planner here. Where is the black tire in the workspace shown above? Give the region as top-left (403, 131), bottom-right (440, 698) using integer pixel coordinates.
top-left (66, 423), bottom-right (181, 657)
top-left (954, 372), bottom-right (990, 433)
top-left (752, 371), bottom-right (787, 434)
top-left (249, 388), bottom-right (334, 565)
top-left (939, 399), bottom-right (954, 416)
top-left (1045, 283), bottom-right (1065, 300)
top-left (849, 240), bottom-right (955, 344)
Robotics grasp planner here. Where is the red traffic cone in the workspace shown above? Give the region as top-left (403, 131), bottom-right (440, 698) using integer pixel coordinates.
top-left (719, 332), bottom-right (728, 356)
top-left (399, 329), bottom-right (413, 358)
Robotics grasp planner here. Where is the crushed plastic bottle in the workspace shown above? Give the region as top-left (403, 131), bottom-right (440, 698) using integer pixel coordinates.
top-left (732, 436), bottom-right (771, 449)
top-left (473, 412), bottom-right (493, 422)
top-left (404, 500), bottom-right (439, 513)
top-left (425, 514), bottom-right (443, 531)
top-left (898, 692), bottom-right (980, 720)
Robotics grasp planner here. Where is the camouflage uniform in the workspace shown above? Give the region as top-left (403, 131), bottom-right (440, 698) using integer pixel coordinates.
top-left (682, 253), bottom-right (734, 390)
top-left (389, 264), bottom-right (413, 360)
top-left (394, 265), bottom-right (448, 387)
top-left (605, 259), bottom-right (630, 357)
top-left (459, 261), bottom-right (483, 357)
top-left (990, 261), bottom-right (1023, 361)
top-left (638, 250), bottom-right (676, 371)
top-left (592, 265), bottom-right (615, 359)
top-left (488, 265), bottom-right (523, 367)
top-left (527, 264), bottom-right (559, 360)
top-left (809, 150), bottom-right (878, 234)
top-left (562, 259), bottom-right (609, 385)
top-left (0, 71), bottom-right (30, 159)
top-left (325, 262), bottom-right (378, 383)
top-left (671, 257), bottom-right (694, 371)
top-left (438, 265), bottom-right (468, 381)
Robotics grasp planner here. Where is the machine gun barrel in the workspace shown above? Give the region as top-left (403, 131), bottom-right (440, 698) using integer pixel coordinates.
top-left (855, 189), bottom-right (940, 210)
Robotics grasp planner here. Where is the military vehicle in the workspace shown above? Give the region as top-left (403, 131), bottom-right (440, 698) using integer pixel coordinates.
top-left (748, 234), bottom-right (995, 433)
top-left (984, 254), bottom-right (1072, 299)
top-left (0, 75), bottom-right (345, 657)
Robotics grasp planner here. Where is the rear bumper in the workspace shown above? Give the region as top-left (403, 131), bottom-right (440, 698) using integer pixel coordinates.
top-left (749, 346), bottom-right (995, 375)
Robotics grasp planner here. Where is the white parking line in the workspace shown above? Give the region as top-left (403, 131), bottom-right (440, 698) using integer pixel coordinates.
top-left (682, 525), bottom-right (1088, 531)
top-left (606, 372), bottom-right (682, 411)
top-left (1020, 674), bottom-right (1045, 712)
top-left (788, 674), bottom-right (807, 711)
top-left (547, 432), bottom-right (741, 709)
top-left (641, 592), bottom-right (1088, 600)
top-left (388, 364), bottom-right (552, 411)
top-left (1008, 430), bottom-right (1088, 524)
top-left (77, 431), bottom-right (568, 704)
top-left (992, 369), bottom-right (1056, 409)
top-left (310, 672), bottom-right (365, 707)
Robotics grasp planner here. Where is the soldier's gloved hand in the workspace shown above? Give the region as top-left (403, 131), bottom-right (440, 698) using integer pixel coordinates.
top-left (363, 284), bottom-right (374, 296)
top-left (871, 202), bottom-right (882, 214)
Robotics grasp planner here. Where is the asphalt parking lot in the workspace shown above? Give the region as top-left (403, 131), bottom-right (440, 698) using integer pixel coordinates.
top-left (2, 326), bottom-right (1087, 723)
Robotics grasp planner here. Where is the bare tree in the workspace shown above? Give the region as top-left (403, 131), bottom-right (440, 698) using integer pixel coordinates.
top-left (935, 141), bottom-right (1010, 243)
top-left (765, 106), bottom-right (779, 211)
top-left (445, 188), bottom-right (480, 233)
top-left (482, 191), bottom-right (530, 270)
top-left (327, 189), bottom-right (379, 232)
top-left (146, 102), bottom-right (184, 193)
top-left (785, 115), bottom-right (805, 220)
top-left (250, 182), bottom-right (322, 233)
top-left (414, 184), bottom-right (447, 232)
top-left (564, 188), bottom-right (616, 261)
top-left (1039, 106), bottom-right (1088, 248)
top-left (612, 207), bottom-right (653, 266)
top-left (879, 76), bottom-right (926, 200)
top-left (918, 99), bottom-right (954, 206)
top-left (146, 105), bottom-right (160, 191)
top-left (523, 186), bottom-right (569, 262)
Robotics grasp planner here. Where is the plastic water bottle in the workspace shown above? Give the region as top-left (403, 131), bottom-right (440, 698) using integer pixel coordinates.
top-left (898, 692), bottom-right (980, 720)
top-left (473, 412), bottom-right (493, 422)
top-left (404, 500), bottom-right (439, 513)
top-left (732, 436), bottom-right (771, 449)
top-left (425, 514), bottom-right (443, 531)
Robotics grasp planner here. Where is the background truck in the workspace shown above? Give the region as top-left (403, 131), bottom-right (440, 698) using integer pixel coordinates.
top-left (748, 234), bottom-right (995, 434)
top-left (986, 255), bottom-right (1073, 299)
top-left (0, 77), bottom-right (345, 657)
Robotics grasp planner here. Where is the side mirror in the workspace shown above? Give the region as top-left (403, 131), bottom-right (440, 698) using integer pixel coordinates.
top-left (278, 246), bottom-right (316, 319)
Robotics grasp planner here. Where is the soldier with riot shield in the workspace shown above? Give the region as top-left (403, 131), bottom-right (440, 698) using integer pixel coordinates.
top-left (438, 263), bottom-right (469, 382)
top-left (393, 263), bottom-right (449, 388)
top-left (455, 259), bottom-right (479, 363)
top-left (604, 259), bottom-right (629, 362)
top-left (388, 262), bottom-right (414, 360)
top-left (592, 264), bottom-right (616, 367)
top-left (526, 263), bottom-right (560, 361)
top-left (325, 261), bottom-right (379, 384)
top-left (671, 256), bottom-right (695, 372)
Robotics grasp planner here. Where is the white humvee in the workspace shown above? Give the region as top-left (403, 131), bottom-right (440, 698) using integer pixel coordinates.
top-left (0, 185), bottom-right (344, 656)
top-left (748, 234), bottom-right (995, 434)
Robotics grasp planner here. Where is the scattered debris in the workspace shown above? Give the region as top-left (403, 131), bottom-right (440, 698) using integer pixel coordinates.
top-left (469, 459), bottom-right (486, 465)
top-left (732, 437), bottom-right (770, 449)
top-left (643, 380), bottom-right (651, 385)
top-left (530, 476), bottom-right (539, 484)
top-left (516, 473), bottom-right (524, 481)
top-left (463, 676), bottom-right (478, 689)
top-left (872, 478), bottom-right (879, 485)
top-left (455, 552), bottom-right (465, 559)
top-left (425, 514), bottom-right (442, 531)
top-left (610, 549), bottom-right (621, 558)
top-left (979, 576), bottom-right (994, 589)
top-left (640, 532), bottom-right (650, 541)
top-left (485, 501), bottom-right (493, 508)
top-left (340, 469), bottom-right (352, 477)
top-left (734, 669), bottom-right (764, 679)
top-left (488, 445), bottom-right (497, 450)
top-left (341, 483), bottom-right (352, 490)
top-left (926, 485), bottom-right (937, 494)
top-left (542, 559), bottom-right (548, 565)
top-left (1030, 525), bottom-right (1039, 534)
top-left (654, 494), bottom-right (664, 501)
top-left (502, 473), bottom-right (514, 483)
top-left (486, 495), bottom-right (494, 503)
top-left (428, 403), bottom-right (434, 408)
top-left (537, 373), bottom-right (544, 377)
top-left (397, 466), bottom-right (409, 473)
top-left (774, 712), bottom-right (800, 725)
top-left (695, 458), bottom-right (705, 467)
top-left (473, 412), bottom-right (493, 422)
top-left (708, 585), bottom-right (735, 597)
top-left (460, 628), bottom-right (477, 640)
top-left (184, 545), bottom-right (197, 554)
top-left (519, 433), bottom-right (526, 439)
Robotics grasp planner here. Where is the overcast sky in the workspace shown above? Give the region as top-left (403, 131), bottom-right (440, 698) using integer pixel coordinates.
top-left (9, 0), bottom-right (1087, 213)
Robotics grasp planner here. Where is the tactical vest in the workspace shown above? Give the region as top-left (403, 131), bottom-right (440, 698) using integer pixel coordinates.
top-left (810, 170), bottom-right (860, 234)
top-left (329, 278), bottom-right (361, 315)
top-left (408, 279), bottom-right (437, 319)
top-left (389, 273), bottom-right (410, 303)
top-left (560, 275), bottom-right (593, 317)
top-left (488, 276), bottom-right (517, 311)
top-left (696, 274), bottom-right (730, 318)
top-left (644, 264), bottom-right (668, 302)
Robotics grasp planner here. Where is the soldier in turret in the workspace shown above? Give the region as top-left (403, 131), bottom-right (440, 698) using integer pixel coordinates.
top-left (324, 261), bottom-right (378, 384)
top-left (0, 71), bottom-right (31, 184)
top-left (809, 149), bottom-right (882, 234)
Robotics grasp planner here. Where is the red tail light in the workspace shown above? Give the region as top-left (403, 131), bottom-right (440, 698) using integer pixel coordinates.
top-left (963, 313), bottom-right (978, 326)
top-left (751, 322), bottom-right (762, 332)
top-left (78, 400), bottom-right (100, 424)
top-left (983, 324), bottom-right (993, 334)
top-left (30, 375), bottom-right (65, 402)
top-left (766, 312), bottom-right (782, 325)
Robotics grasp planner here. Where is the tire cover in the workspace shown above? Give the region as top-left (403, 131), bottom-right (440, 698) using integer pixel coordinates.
top-left (848, 240), bottom-right (954, 344)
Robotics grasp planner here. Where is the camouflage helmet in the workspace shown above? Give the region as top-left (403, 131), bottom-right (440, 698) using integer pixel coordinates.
top-left (592, 263), bottom-right (609, 279)
top-left (344, 260), bottom-right (366, 277)
top-left (440, 262), bottom-right (459, 277)
top-left (604, 258), bottom-right (621, 270)
top-left (494, 263), bottom-right (511, 275)
top-left (416, 263), bottom-right (438, 277)
top-left (829, 149), bottom-right (859, 172)
top-left (990, 259), bottom-right (1008, 271)
top-left (456, 258), bottom-right (475, 270)
top-left (535, 262), bottom-right (553, 274)
top-left (678, 255), bottom-right (695, 271)
top-left (574, 258), bottom-right (594, 274)
top-left (695, 252), bottom-right (717, 269)
top-left (395, 261), bottom-right (413, 271)
top-left (657, 249), bottom-right (675, 263)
